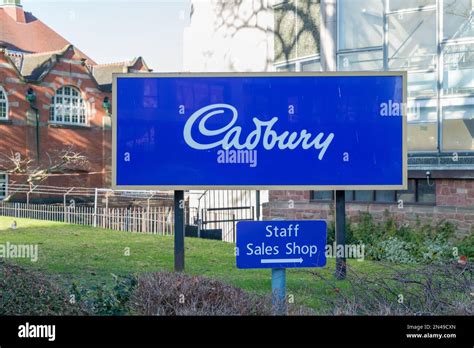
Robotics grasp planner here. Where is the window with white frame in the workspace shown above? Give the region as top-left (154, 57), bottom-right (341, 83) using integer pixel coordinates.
top-left (0, 86), bottom-right (8, 120)
top-left (275, 57), bottom-right (322, 72)
top-left (0, 173), bottom-right (7, 199)
top-left (50, 86), bottom-right (87, 125)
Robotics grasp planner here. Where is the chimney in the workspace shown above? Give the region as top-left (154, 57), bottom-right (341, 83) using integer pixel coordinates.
top-left (1, 0), bottom-right (26, 23)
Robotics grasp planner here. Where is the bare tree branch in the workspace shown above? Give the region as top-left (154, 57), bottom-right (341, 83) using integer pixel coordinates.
top-left (0, 146), bottom-right (90, 201)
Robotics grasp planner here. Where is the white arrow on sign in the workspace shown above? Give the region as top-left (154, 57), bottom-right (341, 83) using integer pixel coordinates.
top-left (260, 258), bottom-right (303, 264)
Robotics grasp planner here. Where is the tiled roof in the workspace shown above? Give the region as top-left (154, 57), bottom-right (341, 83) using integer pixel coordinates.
top-left (93, 58), bottom-right (150, 92)
top-left (0, 7), bottom-right (95, 64)
top-left (2, 47), bottom-right (150, 92)
top-left (19, 49), bottom-right (62, 80)
top-left (4, 45), bottom-right (86, 81)
top-left (92, 62), bottom-right (129, 87)
top-left (0, 6), bottom-right (150, 92)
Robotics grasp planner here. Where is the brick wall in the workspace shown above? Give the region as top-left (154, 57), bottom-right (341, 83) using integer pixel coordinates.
top-left (264, 180), bottom-right (474, 237)
top-left (436, 179), bottom-right (474, 207)
top-left (0, 47), bottom-right (139, 194)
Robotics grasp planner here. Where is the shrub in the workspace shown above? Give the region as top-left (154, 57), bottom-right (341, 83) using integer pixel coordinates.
top-left (326, 220), bottom-right (355, 245)
top-left (0, 260), bottom-right (87, 315)
top-left (372, 237), bottom-right (418, 264)
top-left (130, 271), bottom-right (273, 315)
top-left (351, 212), bottom-right (384, 245)
top-left (343, 213), bottom-right (458, 264)
top-left (456, 233), bottom-right (474, 259)
top-left (311, 261), bottom-right (473, 315)
top-left (71, 274), bottom-right (137, 315)
top-left (419, 236), bottom-right (456, 262)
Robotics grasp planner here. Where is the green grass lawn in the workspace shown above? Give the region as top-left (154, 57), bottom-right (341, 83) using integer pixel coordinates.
top-left (0, 216), bottom-right (389, 311)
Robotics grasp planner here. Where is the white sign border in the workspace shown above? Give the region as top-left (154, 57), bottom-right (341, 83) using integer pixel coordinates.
top-left (112, 71), bottom-right (408, 191)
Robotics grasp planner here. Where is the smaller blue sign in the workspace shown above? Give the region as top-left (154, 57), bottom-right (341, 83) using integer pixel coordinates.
top-left (236, 220), bottom-right (327, 269)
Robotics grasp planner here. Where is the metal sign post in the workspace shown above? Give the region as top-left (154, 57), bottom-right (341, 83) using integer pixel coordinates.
top-left (271, 268), bottom-right (286, 315)
top-left (255, 190), bottom-right (261, 221)
top-left (174, 190), bottom-right (185, 272)
top-left (236, 220), bottom-right (327, 315)
top-left (335, 190), bottom-right (347, 280)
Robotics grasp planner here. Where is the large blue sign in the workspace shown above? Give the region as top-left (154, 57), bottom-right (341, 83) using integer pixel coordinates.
top-left (236, 220), bottom-right (327, 269)
top-left (113, 73), bottom-right (406, 190)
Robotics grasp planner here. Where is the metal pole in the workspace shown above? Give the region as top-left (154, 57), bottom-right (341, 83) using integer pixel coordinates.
top-left (383, 0), bottom-right (388, 71)
top-left (35, 109), bottom-right (40, 161)
top-left (271, 268), bottom-right (287, 315)
top-left (232, 213), bottom-right (236, 243)
top-left (93, 188), bottom-right (98, 228)
top-left (335, 190), bottom-right (346, 280)
top-left (174, 190), bottom-right (185, 272)
top-left (255, 190), bottom-right (261, 221)
top-left (437, 0), bottom-right (443, 154)
top-left (64, 187), bottom-right (74, 223)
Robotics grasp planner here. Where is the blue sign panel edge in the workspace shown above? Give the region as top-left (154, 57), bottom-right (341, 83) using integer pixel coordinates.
top-left (235, 220), bottom-right (328, 269)
top-left (112, 72), bottom-right (407, 191)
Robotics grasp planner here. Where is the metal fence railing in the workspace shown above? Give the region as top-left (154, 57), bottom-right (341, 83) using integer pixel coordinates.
top-left (0, 202), bottom-right (175, 235)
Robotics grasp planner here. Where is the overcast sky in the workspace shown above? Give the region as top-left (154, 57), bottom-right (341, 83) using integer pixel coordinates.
top-left (22, 0), bottom-right (191, 71)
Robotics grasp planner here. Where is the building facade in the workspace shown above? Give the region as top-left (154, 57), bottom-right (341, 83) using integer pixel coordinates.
top-left (183, 0), bottom-right (275, 72)
top-left (0, 1), bottom-right (150, 201)
top-left (185, 0), bottom-right (474, 235)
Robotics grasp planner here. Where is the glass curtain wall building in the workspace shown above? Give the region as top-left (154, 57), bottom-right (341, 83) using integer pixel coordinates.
top-left (272, 0), bottom-right (473, 211)
top-left (338, 0), bottom-right (474, 154)
top-left (276, 0), bottom-right (473, 154)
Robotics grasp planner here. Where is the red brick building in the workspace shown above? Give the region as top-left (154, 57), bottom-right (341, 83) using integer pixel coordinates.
top-left (0, 0), bottom-right (150, 200)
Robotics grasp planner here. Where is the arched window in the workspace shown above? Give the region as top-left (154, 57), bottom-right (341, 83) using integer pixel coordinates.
top-left (50, 86), bottom-right (87, 125)
top-left (0, 86), bottom-right (8, 120)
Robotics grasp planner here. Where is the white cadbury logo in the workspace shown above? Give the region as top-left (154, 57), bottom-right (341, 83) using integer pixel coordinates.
top-left (183, 104), bottom-right (335, 160)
